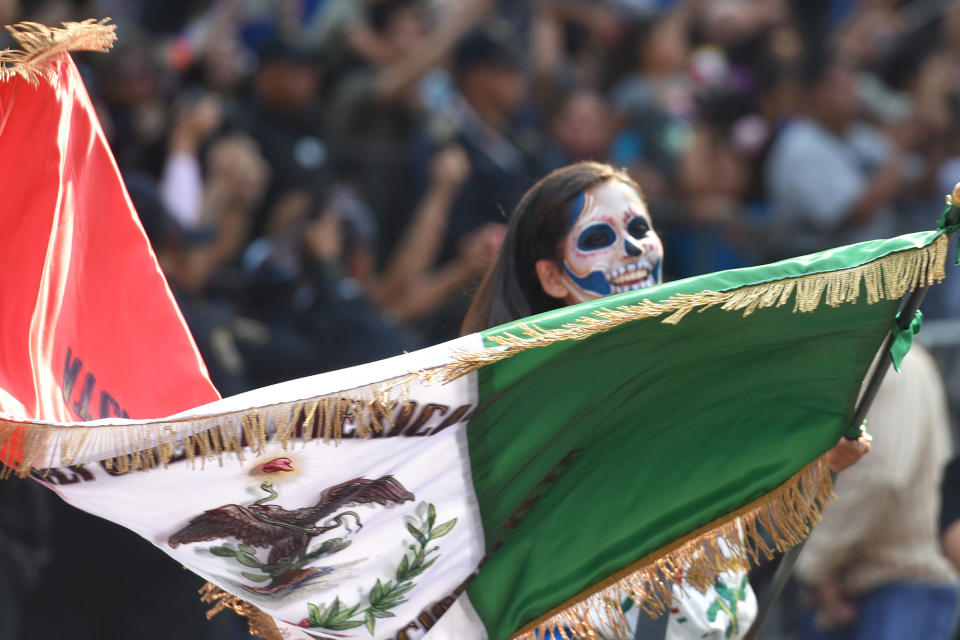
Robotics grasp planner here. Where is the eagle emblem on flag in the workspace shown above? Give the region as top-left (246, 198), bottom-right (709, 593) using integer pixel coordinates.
top-left (168, 470), bottom-right (415, 597)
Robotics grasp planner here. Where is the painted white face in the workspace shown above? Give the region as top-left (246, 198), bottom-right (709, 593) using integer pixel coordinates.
top-left (561, 179), bottom-right (663, 302)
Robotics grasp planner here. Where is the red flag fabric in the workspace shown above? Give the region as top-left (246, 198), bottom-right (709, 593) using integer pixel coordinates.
top-left (0, 51), bottom-right (219, 448)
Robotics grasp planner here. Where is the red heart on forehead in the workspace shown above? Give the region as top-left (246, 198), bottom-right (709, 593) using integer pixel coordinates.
top-left (260, 457), bottom-right (295, 473)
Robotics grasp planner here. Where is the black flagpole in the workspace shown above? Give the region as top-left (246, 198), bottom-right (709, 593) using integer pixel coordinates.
top-left (743, 199), bottom-right (959, 640)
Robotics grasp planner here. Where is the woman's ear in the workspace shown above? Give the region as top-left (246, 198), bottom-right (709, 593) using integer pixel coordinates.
top-left (535, 259), bottom-right (570, 301)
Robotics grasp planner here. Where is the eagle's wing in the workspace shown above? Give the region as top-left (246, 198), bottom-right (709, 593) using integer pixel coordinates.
top-left (167, 504), bottom-right (283, 548)
top-left (314, 475), bottom-right (414, 518)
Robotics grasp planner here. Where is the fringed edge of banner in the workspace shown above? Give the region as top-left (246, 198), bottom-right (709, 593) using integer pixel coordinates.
top-left (425, 234), bottom-right (949, 384)
top-left (0, 373), bottom-right (417, 478)
top-left (0, 236), bottom-right (947, 477)
top-left (199, 582), bottom-right (284, 640)
top-left (511, 455), bottom-right (835, 640)
top-left (0, 18), bottom-right (116, 84)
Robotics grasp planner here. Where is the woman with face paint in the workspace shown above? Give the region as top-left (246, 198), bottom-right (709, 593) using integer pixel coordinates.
top-left (462, 161), bottom-right (869, 639)
top-left (462, 162), bottom-right (662, 332)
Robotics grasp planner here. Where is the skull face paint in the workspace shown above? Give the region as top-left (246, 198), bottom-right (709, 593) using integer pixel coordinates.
top-left (561, 180), bottom-right (663, 302)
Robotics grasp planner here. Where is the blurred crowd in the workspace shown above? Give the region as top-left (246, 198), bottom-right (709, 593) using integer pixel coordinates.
top-left (4, 0), bottom-right (960, 638)
top-left (3, 0), bottom-right (959, 395)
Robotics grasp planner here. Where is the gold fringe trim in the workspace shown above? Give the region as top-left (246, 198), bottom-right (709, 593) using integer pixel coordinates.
top-left (0, 18), bottom-right (117, 84)
top-left (0, 373), bottom-right (415, 478)
top-left (512, 456), bottom-right (836, 640)
top-left (425, 235), bottom-right (949, 385)
top-left (0, 236), bottom-right (947, 477)
top-left (199, 582), bottom-right (284, 640)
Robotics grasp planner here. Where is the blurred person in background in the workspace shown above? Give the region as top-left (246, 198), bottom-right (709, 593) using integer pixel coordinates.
top-left (174, 7), bottom-right (256, 101)
top-left (441, 17), bottom-right (537, 259)
top-left (193, 133), bottom-right (271, 280)
top-left (239, 143), bottom-right (500, 381)
top-left (600, 6), bottom-right (694, 203)
top-left (764, 48), bottom-right (911, 259)
top-left (372, 145), bottom-right (504, 324)
top-left (541, 86), bottom-right (617, 170)
top-left (834, 0), bottom-right (906, 68)
top-left (602, 5), bottom-right (693, 125)
top-left (797, 346), bottom-right (957, 640)
top-left (160, 91), bottom-right (225, 229)
top-left (240, 35), bottom-right (328, 240)
top-left (673, 86), bottom-right (755, 276)
top-left (303, 0), bottom-right (401, 86)
top-left (239, 183), bottom-right (424, 387)
top-left (529, 0), bottom-right (624, 98)
top-left (692, 0), bottom-right (790, 53)
top-left (409, 16), bottom-right (536, 341)
top-left (326, 0), bottom-right (494, 265)
top-left (95, 36), bottom-right (171, 176)
top-left (132, 170), bottom-right (260, 397)
top-left (159, 126), bottom-right (272, 305)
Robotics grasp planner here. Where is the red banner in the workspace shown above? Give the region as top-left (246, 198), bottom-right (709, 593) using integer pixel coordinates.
top-left (0, 53), bottom-right (219, 448)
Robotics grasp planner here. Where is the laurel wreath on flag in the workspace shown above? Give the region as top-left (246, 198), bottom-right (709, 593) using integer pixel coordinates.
top-left (301, 502), bottom-right (458, 635)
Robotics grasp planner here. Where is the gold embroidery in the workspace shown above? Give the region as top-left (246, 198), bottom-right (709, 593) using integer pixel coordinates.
top-left (198, 582), bottom-right (283, 640)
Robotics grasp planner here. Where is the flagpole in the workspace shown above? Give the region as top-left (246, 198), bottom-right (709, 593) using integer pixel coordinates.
top-left (742, 283), bottom-right (927, 640)
top-left (743, 204), bottom-right (960, 640)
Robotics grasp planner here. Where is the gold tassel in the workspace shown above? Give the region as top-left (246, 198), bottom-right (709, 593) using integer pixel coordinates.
top-left (425, 235), bottom-right (949, 385)
top-left (198, 582), bottom-right (284, 640)
top-left (0, 372), bottom-right (419, 478)
top-left (511, 456), bottom-right (835, 640)
top-left (0, 18), bottom-right (117, 84)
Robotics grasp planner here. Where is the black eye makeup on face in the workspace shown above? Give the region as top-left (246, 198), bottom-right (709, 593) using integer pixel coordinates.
top-left (577, 223), bottom-right (616, 251)
top-left (627, 216), bottom-right (650, 239)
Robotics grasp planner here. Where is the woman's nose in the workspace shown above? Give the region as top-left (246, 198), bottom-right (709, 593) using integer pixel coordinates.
top-left (624, 237), bottom-right (643, 256)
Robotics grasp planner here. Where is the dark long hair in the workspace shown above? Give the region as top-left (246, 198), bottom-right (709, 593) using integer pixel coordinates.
top-left (461, 162), bottom-right (641, 334)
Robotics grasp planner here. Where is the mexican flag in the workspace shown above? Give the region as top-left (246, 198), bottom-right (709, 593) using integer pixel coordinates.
top-left (5, 227), bottom-right (951, 640)
top-left (1, 18), bottom-right (957, 640)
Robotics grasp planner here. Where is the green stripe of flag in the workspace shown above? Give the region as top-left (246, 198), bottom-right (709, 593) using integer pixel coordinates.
top-left (464, 230), bottom-right (945, 639)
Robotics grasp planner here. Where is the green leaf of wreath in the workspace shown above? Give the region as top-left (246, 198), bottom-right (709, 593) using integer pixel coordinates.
top-left (234, 552), bottom-right (265, 568)
top-left (418, 556), bottom-right (439, 574)
top-left (375, 598), bottom-right (406, 610)
top-left (301, 502), bottom-right (458, 636)
top-left (396, 554), bottom-right (409, 579)
top-left (390, 582), bottom-right (415, 598)
top-left (325, 620), bottom-right (365, 631)
top-left (431, 518), bottom-right (457, 538)
top-left (241, 571), bottom-right (270, 582)
top-left (406, 522), bottom-right (426, 545)
top-left (328, 596), bottom-right (342, 618)
top-left (364, 610), bottom-right (376, 634)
